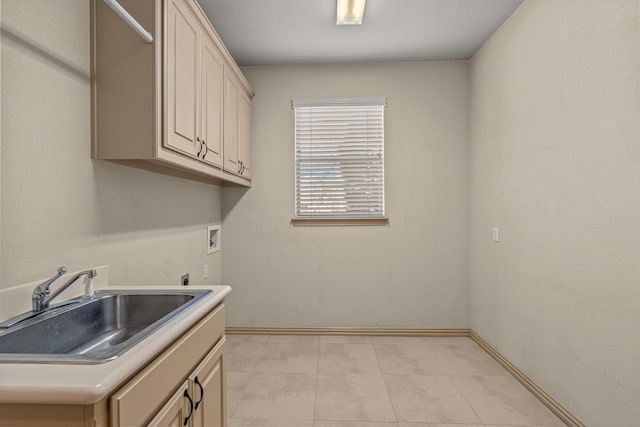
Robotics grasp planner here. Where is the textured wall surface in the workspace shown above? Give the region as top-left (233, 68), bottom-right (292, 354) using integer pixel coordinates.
top-left (0, 0), bottom-right (222, 294)
top-left (3, 1), bottom-right (637, 424)
top-left (222, 61), bottom-right (470, 328)
top-left (469, 1), bottom-right (640, 425)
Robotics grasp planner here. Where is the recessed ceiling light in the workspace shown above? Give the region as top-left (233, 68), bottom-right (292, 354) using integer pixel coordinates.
top-left (337, 0), bottom-right (366, 25)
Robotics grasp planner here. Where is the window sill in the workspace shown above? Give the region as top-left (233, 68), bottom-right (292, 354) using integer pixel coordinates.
top-left (291, 217), bottom-right (389, 227)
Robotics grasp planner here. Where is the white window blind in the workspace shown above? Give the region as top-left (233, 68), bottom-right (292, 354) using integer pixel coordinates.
top-left (293, 97), bottom-right (386, 218)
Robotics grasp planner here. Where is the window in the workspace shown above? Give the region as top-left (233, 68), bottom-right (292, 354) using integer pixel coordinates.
top-left (293, 97), bottom-right (387, 223)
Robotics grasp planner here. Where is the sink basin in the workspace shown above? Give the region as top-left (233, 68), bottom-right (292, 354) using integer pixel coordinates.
top-left (0, 289), bottom-right (212, 364)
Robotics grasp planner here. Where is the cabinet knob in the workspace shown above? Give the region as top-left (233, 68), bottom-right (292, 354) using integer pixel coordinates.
top-left (196, 137), bottom-right (202, 157)
top-left (183, 389), bottom-right (194, 426)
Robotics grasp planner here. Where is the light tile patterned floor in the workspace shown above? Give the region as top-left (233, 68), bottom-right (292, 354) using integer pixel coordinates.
top-left (225, 335), bottom-right (566, 427)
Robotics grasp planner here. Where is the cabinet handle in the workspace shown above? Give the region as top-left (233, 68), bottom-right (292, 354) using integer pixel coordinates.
top-left (196, 137), bottom-right (202, 157)
top-left (183, 389), bottom-right (194, 426)
top-left (202, 141), bottom-right (208, 159)
top-left (194, 376), bottom-right (204, 409)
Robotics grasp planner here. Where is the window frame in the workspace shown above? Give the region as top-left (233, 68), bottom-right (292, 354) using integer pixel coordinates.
top-left (291, 97), bottom-right (388, 226)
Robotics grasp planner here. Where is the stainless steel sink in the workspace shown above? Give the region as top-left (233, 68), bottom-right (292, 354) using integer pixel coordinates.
top-left (0, 289), bottom-right (212, 364)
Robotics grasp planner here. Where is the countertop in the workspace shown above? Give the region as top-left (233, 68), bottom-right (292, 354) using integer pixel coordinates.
top-left (0, 285), bottom-right (231, 405)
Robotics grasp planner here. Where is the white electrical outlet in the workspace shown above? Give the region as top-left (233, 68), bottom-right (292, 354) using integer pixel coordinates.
top-left (492, 227), bottom-right (500, 242)
top-left (204, 264), bottom-right (209, 279)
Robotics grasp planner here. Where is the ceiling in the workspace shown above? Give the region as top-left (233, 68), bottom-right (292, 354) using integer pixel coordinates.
top-left (196, 0), bottom-right (524, 66)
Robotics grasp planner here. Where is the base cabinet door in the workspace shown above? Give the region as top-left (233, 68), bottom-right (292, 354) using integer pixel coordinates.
top-left (147, 380), bottom-right (192, 427)
top-left (191, 339), bottom-right (225, 427)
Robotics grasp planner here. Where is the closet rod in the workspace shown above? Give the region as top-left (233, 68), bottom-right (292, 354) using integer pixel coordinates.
top-left (103, 0), bottom-right (154, 43)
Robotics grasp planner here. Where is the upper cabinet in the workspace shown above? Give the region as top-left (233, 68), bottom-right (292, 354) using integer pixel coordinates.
top-left (92, 0), bottom-right (254, 185)
top-left (223, 70), bottom-right (252, 179)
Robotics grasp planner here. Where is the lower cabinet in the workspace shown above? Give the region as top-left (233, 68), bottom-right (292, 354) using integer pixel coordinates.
top-left (148, 339), bottom-right (225, 427)
top-left (0, 303), bottom-right (227, 427)
top-left (111, 303), bottom-right (226, 427)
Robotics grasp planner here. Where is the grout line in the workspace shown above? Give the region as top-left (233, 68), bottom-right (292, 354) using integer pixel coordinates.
top-left (226, 370), bottom-right (253, 420)
top-left (447, 372), bottom-right (485, 425)
top-left (250, 335), bottom-right (270, 372)
top-left (420, 339), bottom-right (448, 375)
top-left (372, 339), bottom-right (400, 424)
top-left (312, 335), bottom-right (320, 422)
top-left (427, 340), bottom-right (455, 376)
top-left (315, 421), bottom-right (400, 426)
top-left (225, 336), bottom-right (265, 420)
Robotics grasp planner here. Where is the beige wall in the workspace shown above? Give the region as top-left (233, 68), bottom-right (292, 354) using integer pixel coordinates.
top-left (222, 61), bottom-right (470, 328)
top-left (0, 0), bottom-right (222, 293)
top-left (4, 0), bottom-right (635, 423)
top-left (0, 1), bottom-right (2, 304)
top-left (469, 0), bottom-right (640, 425)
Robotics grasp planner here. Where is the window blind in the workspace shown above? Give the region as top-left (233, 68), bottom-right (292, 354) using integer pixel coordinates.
top-left (293, 98), bottom-right (386, 218)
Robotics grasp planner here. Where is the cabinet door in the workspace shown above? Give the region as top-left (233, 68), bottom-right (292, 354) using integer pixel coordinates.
top-left (238, 91), bottom-right (252, 179)
top-left (166, 0), bottom-right (200, 158)
top-left (147, 380), bottom-right (192, 427)
top-left (199, 31), bottom-right (224, 167)
top-left (223, 69), bottom-right (240, 175)
top-left (190, 339), bottom-right (225, 427)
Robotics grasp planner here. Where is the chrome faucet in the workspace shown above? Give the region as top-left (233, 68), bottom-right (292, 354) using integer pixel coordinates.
top-left (32, 267), bottom-right (98, 312)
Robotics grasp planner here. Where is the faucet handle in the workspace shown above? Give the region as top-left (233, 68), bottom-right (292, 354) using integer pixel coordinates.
top-left (33, 266), bottom-right (68, 297)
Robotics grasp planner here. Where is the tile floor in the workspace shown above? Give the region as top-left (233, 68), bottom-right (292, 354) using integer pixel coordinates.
top-left (225, 335), bottom-right (566, 427)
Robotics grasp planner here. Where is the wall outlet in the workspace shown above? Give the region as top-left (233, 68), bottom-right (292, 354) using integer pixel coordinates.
top-left (181, 273), bottom-right (190, 286)
top-left (492, 227), bottom-right (500, 242)
top-left (204, 264), bottom-right (209, 279)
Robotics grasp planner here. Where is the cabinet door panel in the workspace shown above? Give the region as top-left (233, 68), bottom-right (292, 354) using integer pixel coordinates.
top-left (223, 70), bottom-right (240, 175)
top-left (147, 381), bottom-right (190, 427)
top-left (166, 0), bottom-right (199, 157)
top-left (191, 338), bottom-right (225, 427)
top-left (238, 92), bottom-right (252, 179)
top-left (200, 32), bottom-right (224, 167)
